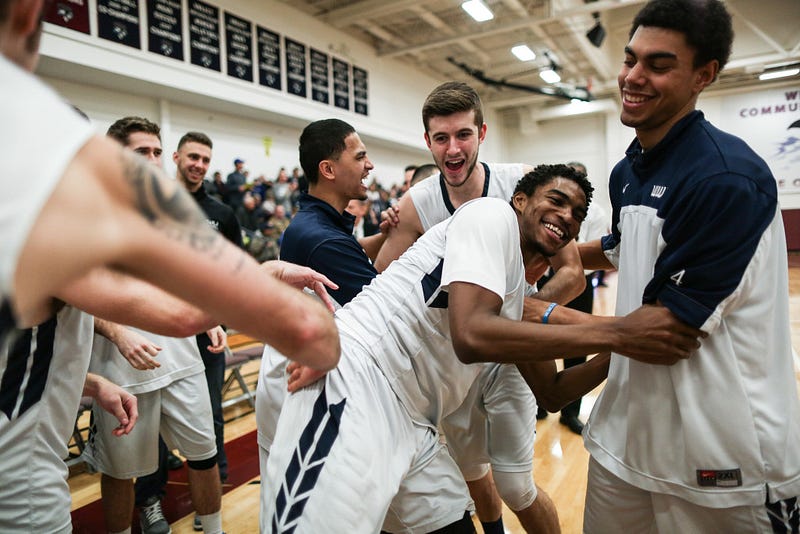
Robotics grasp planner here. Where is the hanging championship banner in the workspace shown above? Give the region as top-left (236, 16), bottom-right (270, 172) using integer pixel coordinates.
top-left (225, 11), bottom-right (253, 82)
top-left (353, 66), bottom-right (368, 115)
top-left (285, 38), bottom-right (307, 98)
top-left (332, 58), bottom-right (350, 111)
top-left (98, 0), bottom-right (141, 49)
top-left (147, 0), bottom-right (183, 60)
top-left (310, 48), bottom-right (330, 104)
top-left (188, 0), bottom-right (221, 72)
top-left (257, 26), bottom-right (281, 91)
top-left (44, 0), bottom-right (90, 34)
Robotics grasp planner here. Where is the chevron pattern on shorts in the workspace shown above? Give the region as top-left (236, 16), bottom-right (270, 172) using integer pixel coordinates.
top-left (272, 385), bottom-right (346, 533)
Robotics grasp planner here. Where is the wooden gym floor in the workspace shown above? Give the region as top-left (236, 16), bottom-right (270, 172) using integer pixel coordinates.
top-left (68, 265), bottom-right (800, 533)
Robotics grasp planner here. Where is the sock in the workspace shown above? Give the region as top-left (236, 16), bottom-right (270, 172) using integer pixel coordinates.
top-left (199, 511), bottom-right (223, 534)
top-left (481, 516), bottom-right (505, 534)
top-left (110, 529), bottom-right (131, 534)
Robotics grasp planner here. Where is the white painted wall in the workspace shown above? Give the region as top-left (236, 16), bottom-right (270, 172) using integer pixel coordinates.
top-left (499, 81), bottom-right (800, 212)
top-left (36, 1), bottom-right (799, 205)
top-left (38, 0), bottom-right (438, 187)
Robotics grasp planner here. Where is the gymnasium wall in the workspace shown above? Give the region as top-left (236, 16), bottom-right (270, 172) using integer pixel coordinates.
top-left (37, 0), bottom-right (438, 187)
top-left (36, 0), bottom-right (799, 229)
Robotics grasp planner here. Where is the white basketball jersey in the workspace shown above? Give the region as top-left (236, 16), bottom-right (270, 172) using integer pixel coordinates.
top-left (335, 197), bottom-right (526, 424)
top-left (0, 306), bottom-right (93, 531)
top-left (90, 331), bottom-right (204, 394)
top-left (410, 163), bottom-right (527, 232)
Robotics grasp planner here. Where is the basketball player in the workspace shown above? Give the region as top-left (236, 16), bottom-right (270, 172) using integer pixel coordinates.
top-left (0, 0), bottom-right (340, 370)
top-left (0, 1), bottom-right (338, 530)
top-left (85, 119), bottom-right (224, 534)
top-left (261, 164), bottom-right (702, 533)
top-left (570, 0), bottom-right (800, 530)
top-left (375, 81), bottom-right (580, 532)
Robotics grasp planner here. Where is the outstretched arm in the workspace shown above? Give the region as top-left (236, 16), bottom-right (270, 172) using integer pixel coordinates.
top-left (448, 281), bottom-right (702, 366)
top-left (535, 240), bottom-right (586, 304)
top-left (62, 268), bottom-right (217, 338)
top-left (19, 136), bottom-right (340, 371)
top-left (357, 204), bottom-right (400, 261)
top-left (579, 239), bottom-right (615, 271)
top-left (515, 353), bottom-right (610, 412)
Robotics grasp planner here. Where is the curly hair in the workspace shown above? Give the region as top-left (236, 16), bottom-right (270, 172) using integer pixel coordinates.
top-left (512, 164), bottom-right (593, 209)
top-left (631, 0), bottom-right (733, 78)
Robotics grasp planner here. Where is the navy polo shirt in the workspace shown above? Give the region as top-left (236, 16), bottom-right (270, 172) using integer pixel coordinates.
top-left (280, 192), bottom-right (378, 306)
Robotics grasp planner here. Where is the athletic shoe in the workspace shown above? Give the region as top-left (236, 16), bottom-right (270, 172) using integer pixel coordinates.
top-left (193, 514), bottom-right (202, 531)
top-left (139, 496), bottom-right (171, 534)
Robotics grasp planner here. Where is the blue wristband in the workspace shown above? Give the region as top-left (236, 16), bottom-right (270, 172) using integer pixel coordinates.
top-left (542, 302), bottom-right (557, 324)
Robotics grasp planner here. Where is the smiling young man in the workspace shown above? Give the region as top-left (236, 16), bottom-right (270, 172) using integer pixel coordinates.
top-left (256, 119), bottom-right (386, 475)
top-left (374, 81), bottom-right (588, 534)
top-left (568, 0), bottom-right (800, 531)
top-left (262, 164), bottom-right (704, 533)
top-left (86, 120), bottom-right (227, 534)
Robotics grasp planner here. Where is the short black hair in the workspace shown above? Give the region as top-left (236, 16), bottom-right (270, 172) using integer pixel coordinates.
top-left (631, 0), bottom-right (733, 78)
top-left (410, 164), bottom-right (438, 187)
top-left (107, 116), bottom-right (161, 145)
top-left (299, 119), bottom-right (355, 185)
top-left (513, 164), bottom-right (593, 208)
top-left (177, 131), bottom-right (213, 150)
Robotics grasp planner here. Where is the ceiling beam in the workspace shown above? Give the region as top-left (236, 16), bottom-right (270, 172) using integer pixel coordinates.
top-left (380, 0), bottom-right (646, 58)
top-left (724, 2), bottom-right (789, 56)
top-left (320, 0), bottom-right (426, 28)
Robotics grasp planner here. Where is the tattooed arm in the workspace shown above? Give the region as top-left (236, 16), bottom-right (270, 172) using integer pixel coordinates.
top-left (16, 136), bottom-right (339, 371)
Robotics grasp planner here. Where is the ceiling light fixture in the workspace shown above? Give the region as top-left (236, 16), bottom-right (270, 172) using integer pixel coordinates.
top-left (539, 69), bottom-right (561, 84)
top-left (759, 67), bottom-right (799, 81)
top-left (539, 51), bottom-right (561, 84)
top-left (461, 0), bottom-right (494, 22)
top-left (586, 12), bottom-right (606, 48)
top-left (511, 44), bottom-right (536, 62)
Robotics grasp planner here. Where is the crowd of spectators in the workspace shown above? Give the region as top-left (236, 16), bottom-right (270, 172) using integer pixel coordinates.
top-left (204, 161), bottom-right (428, 261)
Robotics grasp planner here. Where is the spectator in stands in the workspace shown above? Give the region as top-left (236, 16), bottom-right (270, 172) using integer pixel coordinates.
top-left (410, 163), bottom-right (438, 187)
top-left (226, 158), bottom-right (247, 211)
top-left (250, 174), bottom-right (270, 202)
top-left (290, 165), bottom-right (306, 205)
top-left (273, 167), bottom-right (293, 214)
top-left (237, 192), bottom-right (269, 233)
